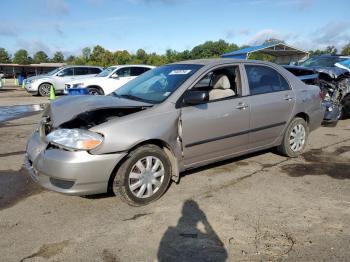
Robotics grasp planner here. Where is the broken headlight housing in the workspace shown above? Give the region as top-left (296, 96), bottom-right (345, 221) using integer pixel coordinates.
top-left (46, 129), bottom-right (103, 151)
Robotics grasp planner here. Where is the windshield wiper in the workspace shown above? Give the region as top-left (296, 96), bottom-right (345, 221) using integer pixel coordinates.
top-left (116, 94), bottom-right (158, 104)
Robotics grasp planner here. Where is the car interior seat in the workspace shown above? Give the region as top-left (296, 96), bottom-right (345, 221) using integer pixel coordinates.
top-left (209, 74), bottom-right (235, 100)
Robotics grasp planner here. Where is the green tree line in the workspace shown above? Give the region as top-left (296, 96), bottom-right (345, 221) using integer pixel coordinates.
top-left (1, 40), bottom-right (350, 66)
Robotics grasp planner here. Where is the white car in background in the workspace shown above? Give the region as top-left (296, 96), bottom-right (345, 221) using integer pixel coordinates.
top-left (65, 65), bottom-right (155, 95)
top-left (25, 65), bottom-right (103, 96)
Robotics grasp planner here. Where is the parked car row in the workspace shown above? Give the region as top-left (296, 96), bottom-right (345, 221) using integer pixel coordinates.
top-left (24, 64), bottom-right (155, 97)
top-left (64, 65), bottom-right (155, 95)
top-left (25, 58), bottom-right (325, 206)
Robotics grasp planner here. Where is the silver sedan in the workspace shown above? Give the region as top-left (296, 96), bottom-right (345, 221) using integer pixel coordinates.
top-left (25, 59), bottom-right (325, 205)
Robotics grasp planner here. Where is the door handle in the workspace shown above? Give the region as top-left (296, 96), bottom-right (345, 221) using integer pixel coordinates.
top-left (284, 96), bottom-right (294, 101)
top-left (236, 103), bottom-right (249, 110)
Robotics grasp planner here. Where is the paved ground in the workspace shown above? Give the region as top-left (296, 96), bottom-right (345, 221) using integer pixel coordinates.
top-left (1, 86), bottom-right (350, 261)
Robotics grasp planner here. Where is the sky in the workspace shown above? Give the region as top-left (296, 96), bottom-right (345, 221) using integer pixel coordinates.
top-left (0, 0), bottom-right (349, 57)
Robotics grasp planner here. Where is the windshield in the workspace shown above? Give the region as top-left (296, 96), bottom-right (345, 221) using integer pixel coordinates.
top-left (97, 66), bottom-right (117, 77)
top-left (113, 64), bottom-right (202, 104)
top-left (300, 56), bottom-right (347, 68)
top-left (46, 68), bottom-right (62, 76)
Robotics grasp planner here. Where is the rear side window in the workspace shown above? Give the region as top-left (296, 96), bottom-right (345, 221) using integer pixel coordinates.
top-left (89, 67), bottom-right (102, 74)
top-left (245, 65), bottom-right (290, 95)
top-left (74, 67), bottom-right (89, 75)
top-left (130, 67), bottom-right (150, 76)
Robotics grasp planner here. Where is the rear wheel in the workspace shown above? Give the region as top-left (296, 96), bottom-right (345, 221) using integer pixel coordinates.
top-left (112, 145), bottom-right (171, 206)
top-left (38, 83), bottom-right (51, 97)
top-left (277, 117), bottom-right (308, 157)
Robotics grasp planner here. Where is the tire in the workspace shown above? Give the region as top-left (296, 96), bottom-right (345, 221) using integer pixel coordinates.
top-left (277, 117), bottom-right (309, 157)
top-left (88, 87), bottom-right (104, 95)
top-left (38, 83), bottom-right (52, 97)
top-left (339, 104), bottom-right (348, 120)
top-left (112, 145), bottom-right (171, 206)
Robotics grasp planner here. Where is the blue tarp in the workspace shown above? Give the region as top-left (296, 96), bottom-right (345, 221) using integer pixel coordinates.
top-left (221, 44), bottom-right (274, 59)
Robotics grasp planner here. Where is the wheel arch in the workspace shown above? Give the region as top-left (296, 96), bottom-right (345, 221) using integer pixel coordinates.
top-left (86, 85), bottom-right (104, 95)
top-left (107, 138), bottom-right (179, 193)
top-left (294, 112), bottom-right (310, 124)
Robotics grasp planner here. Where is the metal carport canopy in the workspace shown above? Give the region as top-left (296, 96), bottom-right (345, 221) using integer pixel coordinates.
top-left (221, 43), bottom-right (309, 64)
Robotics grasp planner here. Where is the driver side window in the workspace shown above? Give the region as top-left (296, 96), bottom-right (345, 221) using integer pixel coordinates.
top-left (192, 66), bottom-right (241, 101)
top-left (58, 68), bottom-right (74, 77)
top-left (116, 67), bottom-right (131, 77)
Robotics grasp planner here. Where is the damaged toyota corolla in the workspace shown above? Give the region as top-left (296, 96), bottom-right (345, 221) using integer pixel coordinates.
top-left (24, 59), bottom-right (325, 206)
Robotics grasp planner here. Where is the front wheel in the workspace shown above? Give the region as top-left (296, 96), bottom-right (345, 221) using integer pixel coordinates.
top-left (88, 87), bottom-right (103, 95)
top-left (38, 83), bottom-right (52, 97)
top-left (277, 117), bottom-right (308, 157)
top-left (112, 145), bottom-right (171, 206)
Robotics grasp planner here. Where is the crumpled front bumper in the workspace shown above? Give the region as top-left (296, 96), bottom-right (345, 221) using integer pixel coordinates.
top-left (24, 130), bottom-right (127, 195)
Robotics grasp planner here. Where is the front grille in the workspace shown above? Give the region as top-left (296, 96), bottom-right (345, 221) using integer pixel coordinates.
top-left (50, 177), bottom-right (75, 189)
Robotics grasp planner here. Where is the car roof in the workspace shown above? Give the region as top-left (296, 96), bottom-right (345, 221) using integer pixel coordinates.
top-left (61, 65), bottom-right (103, 69)
top-left (171, 58), bottom-right (275, 67)
top-left (108, 64), bottom-right (155, 68)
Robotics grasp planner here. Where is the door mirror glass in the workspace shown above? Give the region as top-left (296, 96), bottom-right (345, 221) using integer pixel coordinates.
top-left (111, 73), bottom-right (119, 79)
top-left (183, 90), bottom-right (209, 105)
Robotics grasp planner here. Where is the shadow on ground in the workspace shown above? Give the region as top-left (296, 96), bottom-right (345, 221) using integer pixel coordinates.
top-left (157, 199), bottom-right (227, 262)
top-left (0, 168), bottom-right (43, 210)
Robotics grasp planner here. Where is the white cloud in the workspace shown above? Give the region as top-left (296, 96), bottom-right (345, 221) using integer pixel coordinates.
top-left (248, 29), bottom-right (282, 45)
top-left (247, 20), bottom-right (350, 52)
top-left (226, 28), bottom-right (251, 39)
top-left (15, 39), bottom-right (53, 56)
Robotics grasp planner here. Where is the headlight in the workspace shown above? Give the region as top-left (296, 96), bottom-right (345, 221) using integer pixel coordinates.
top-left (46, 129), bottom-right (103, 150)
top-left (26, 79), bottom-right (35, 84)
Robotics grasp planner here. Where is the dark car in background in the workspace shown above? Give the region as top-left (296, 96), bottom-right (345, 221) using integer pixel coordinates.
top-left (284, 55), bottom-right (350, 125)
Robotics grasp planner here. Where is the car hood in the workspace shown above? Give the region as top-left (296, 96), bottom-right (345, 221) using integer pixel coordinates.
top-left (48, 95), bottom-right (152, 127)
top-left (26, 74), bottom-right (47, 81)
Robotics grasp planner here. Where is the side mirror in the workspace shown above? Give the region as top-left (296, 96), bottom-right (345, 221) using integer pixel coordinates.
top-left (183, 90), bottom-right (209, 105)
top-left (111, 73), bottom-right (119, 79)
top-left (57, 72), bottom-right (64, 77)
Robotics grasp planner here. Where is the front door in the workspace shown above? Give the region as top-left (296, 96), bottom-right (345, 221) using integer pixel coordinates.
top-left (55, 67), bottom-right (74, 90)
top-left (180, 65), bottom-right (251, 167)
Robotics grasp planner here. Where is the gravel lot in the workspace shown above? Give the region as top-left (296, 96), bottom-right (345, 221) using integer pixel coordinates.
top-left (1, 86), bottom-right (350, 261)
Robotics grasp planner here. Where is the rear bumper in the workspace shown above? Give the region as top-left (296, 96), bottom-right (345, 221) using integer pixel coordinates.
top-left (322, 101), bottom-right (340, 125)
top-left (24, 131), bottom-right (127, 195)
top-left (308, 107), bottom-right (326, 132)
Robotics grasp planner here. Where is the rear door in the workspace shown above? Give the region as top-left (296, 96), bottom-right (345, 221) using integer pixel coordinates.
top-left (243, 64), bottom-right (295, 148)
top-left (181, 65), bottom-right (251, 167)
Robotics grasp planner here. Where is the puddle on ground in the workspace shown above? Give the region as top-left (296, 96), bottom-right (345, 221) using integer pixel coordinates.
top-left (0, 168), bottom-right (43, 210)
top-left (0, 104), bottom-right (45, 123)
top-left (281, 146), bottom-right (350, 179)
